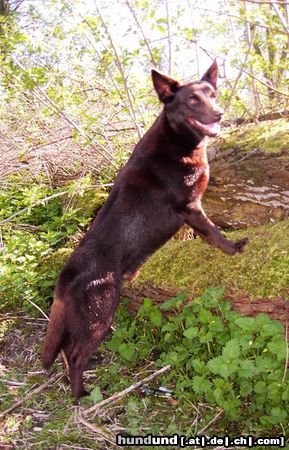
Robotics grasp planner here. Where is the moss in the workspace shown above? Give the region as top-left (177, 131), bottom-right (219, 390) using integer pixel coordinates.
top-left (137, 219), bottom-right (289, 299)
top-left (218, 119), bottom-right (289, 154)
top-left (45, 220), bottom-right (289, 300)
top-left (69, 186), bottom-right (109, 220)
top-left (41, 247), bottom-right (72, 274)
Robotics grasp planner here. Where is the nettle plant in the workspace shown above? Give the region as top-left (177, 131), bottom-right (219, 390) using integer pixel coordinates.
top-left (107, 288), bottom-right (289, 431)
top-left (0, 176), bottom-right (91, 311)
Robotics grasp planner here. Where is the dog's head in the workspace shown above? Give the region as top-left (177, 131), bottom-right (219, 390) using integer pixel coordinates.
top-left (151, 60), bottom-right (223, 139)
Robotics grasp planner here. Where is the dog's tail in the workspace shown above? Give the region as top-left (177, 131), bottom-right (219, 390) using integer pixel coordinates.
top-left (42, 298), bottom-right (65, 369)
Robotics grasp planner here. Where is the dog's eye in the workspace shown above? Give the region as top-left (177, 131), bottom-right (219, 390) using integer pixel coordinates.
top-left (210, 92), bottom-right (217, 99)
top-left (189, 94), bottom-right (200, 102)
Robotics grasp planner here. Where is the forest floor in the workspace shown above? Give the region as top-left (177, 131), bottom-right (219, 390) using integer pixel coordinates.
top-left (1, 120), bottom-right (289, 449)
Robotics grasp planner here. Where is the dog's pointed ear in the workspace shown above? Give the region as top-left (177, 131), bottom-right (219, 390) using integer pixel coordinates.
top-left (151, 70), bottom-right (180, 103)
top-left (201, 59), bottom-right (219, 89)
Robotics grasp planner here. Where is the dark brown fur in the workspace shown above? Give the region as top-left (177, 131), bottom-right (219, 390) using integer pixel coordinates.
top-left (42, 61), bottom-right (248, 399)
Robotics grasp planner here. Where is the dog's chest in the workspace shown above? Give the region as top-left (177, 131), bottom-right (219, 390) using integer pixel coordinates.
top-left (181, 141), bottom-right (209, 199)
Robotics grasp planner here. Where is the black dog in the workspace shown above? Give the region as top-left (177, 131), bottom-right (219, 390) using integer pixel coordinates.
top-left (42, 61), bottom-right (248, 399)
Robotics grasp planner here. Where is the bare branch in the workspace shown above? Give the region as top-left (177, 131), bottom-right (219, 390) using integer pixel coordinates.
top-left (93, 1), bottom-right (144, 139)
top-left (195, 5), bottom-right (289, 36)
top-left (271, 0), bottom-right (289, 32)
top-left (225, 25), bottom-right (257, 109)
top-left (165, 0), bottom-right (172, 75)
top-left (0, 372), bottom-right (64, 419)
top-left (197, 45), bottom-right (289, 98)
top-left (82, 364), bottom-right (171, 417)
top-left (125, 0), bottom-right (157, 66)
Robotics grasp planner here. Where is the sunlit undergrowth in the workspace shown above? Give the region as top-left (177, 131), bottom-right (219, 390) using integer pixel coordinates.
top-left (0, 174), bottom-right (108, 312)
top-left (105, 289), bottom-right (289, 434)
top-left (1, 289), bottom-right (288, 449)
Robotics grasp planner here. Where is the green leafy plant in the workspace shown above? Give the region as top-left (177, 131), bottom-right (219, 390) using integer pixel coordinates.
top-left (0, 175), bottom-right (99, 312)
top-left (106, 288), bottom-right (289, 432)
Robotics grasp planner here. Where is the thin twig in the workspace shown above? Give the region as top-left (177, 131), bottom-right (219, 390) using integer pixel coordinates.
top-left (0, 372), bottom-right (64, 419)
top-left (197, 408), bottom-right (224, 435)
top-left (93, 1), bottom-right (143, 139)
top-left (77, 413), bottom-right (117, 446)
top-left (6, 57), bottom-right (116, 168)
top-left (125, 0), bottom-right (157, 66)
top-left (82, 364), bottom-right (171, 416)
top-left (198, 46), bottom-right (289, 99)
top-left (165, 0), bottom-right (172, 75)
top-left (27, 300), bottom-right (49, 320)
top-left (0, 190), bottom-right (69, 225)
top-left (195, 5), bottom-right (289, 36)
top-left (228, 147), bottom-right (261, 166)
top-left (225, 26), bottom-right (257, 109)
top-left (271, 1), bottom-right (289, 32)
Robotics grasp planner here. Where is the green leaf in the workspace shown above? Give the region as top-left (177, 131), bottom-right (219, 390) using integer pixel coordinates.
top-left (149, 308), bottom-right (163, 327)
top-left (255, 355), bottom-right (275, 372)
top-left (190, 358), bottom-right (207, 374)
top-left (183, 326), bottom-right (198, 340)
top-left (208, 356), bottom-right (237, 379)
top-left (192, 376), bottom-right (211, 395)
top-left (239, 380), bottom-right (253, 397)
top-left (261, 321), bottom-right (284, 337)
top-left (238, 359), bottom-right (256, 378)
top-left (281, 386), bottom-right (289, 401)
top-left (160, 292), bottom-right (188, 311)
top-left (138, 298), bottom-right (153, 316)
top-left (161, 322), bottom-right (178, 333)
top-left (198, 308), bottom-right (213, 324)
top-left (270, 407), bottom-right (288, 422)
top-left (234, 317), bottom-right (256, 332)
top-left (254, 381), bottom-right (267, 394)
top-left (222, 339), bottom-right (240, 360)
top-left (118, 342), bottom-right (135, 361)
top-left (267, 337), bottom-right (286, 360)
top-left (89, 385), bottom-right (103, 404)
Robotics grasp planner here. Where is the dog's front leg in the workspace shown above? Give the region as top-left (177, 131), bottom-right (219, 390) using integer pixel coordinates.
top-left (185, 205), bottom-right (248, 255)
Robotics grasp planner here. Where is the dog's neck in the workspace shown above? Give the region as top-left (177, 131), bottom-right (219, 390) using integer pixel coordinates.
top-left (181, 137), bottom-right (208, 167)
top-left (155, 111), bottom-right (207, 158)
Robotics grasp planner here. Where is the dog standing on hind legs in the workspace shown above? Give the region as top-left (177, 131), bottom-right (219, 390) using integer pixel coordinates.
top-left (42, 60), bottom-right (248, 399)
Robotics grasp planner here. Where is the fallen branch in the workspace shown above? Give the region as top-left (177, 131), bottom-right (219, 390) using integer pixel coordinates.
top-left (197, 408), bottom-right (224, 435)
top-left (0, 190), bottom-right (69, 226)
top-left (82, 364), bottom-right (171, 416)
top-left (0, 372), bottom-right (64, 419)
top-left (77, 413), bottom-right (116, 446)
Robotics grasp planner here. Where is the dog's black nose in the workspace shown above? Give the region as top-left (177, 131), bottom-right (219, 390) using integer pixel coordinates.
top-left (215, 110), bottom-right (224, 121)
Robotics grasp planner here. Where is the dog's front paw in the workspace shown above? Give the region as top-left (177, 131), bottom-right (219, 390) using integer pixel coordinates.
top-left (233, 237), bottom-right (248, 254)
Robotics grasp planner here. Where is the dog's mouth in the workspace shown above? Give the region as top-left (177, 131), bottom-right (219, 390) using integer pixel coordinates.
top-left (188, 118), bottom-right (221, 137)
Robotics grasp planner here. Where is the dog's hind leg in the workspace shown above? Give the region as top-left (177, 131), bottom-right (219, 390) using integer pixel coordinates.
top-left (65, 340), bottom-right (90, 399)
top-left (65, 317), bottom-right (116, 399)
top-left (65, 274), bottom-right (121, 399)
